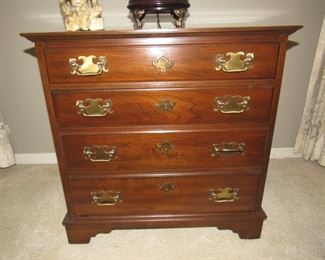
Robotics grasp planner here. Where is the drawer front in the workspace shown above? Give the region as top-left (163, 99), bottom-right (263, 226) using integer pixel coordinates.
top-left (61, 128), bottom-right (267, 173)
top-left (69, 174), bottom-right (259, 216)
top-left (53, 85), bottom-right (273, 127)
top-left (45, 43), bottom-right (278, 83)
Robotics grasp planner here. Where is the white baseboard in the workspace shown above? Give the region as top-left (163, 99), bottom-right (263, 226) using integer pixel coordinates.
top-left (14, 148), bottom-right (302, 165)
top-left (15, 153), bottom-right (58, 164)
top-left (269, 148), bottom-right (302, 159)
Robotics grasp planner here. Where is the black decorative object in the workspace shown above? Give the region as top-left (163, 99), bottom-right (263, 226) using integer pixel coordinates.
top-left (127, 0), bottom-right (190, 29)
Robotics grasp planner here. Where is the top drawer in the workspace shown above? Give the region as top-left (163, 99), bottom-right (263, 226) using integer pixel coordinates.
top-left (45, 43), bottom-right (279, 84)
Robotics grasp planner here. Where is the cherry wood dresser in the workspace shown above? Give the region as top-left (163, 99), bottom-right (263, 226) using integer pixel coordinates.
top-left (21, 26), bottom-right (301, 243)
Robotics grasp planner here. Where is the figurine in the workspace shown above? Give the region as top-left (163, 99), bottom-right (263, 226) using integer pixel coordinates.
top-left (59, 0), bottom-right (104, 31)
top-left (127, 0), bottom-right (190, 29)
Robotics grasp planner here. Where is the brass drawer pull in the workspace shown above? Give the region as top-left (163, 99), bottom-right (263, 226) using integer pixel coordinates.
top-left (159, 183), bottom-right (175, 192)
top-left (83, 145), bottom-right (117, 162)
top-left (152, 56), bottom-right (175, 73)
top-left (155, 99), bottom-right (176, 112)
top-left (91, 191), bottom-right (122, 206)
top-left (215, 52), bottom-right (254, 72)
top-left (211, 142), bottom-right (246, 156)
top-left (214, 96), bottom-right (250, 114)
top-left (209, 187), bottom-right (239, 203)
top-left (69, 55), bottom-right (109, 76)
top-left (156, 141), bottom-right (175, 156)
top-left (76, 98), bottom-right (113, 117)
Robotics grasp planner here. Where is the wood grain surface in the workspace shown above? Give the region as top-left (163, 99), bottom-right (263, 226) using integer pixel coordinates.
top-left (69, 174), bottom-right (259, 216)
top-left (61, 127), bottom-right (267, 173)
top-left (45, 43), bottom-right (278, 83)
top-left (53, 84), bottom-right (273, 127)
top-left (21, 26), bottom-right (302, 243)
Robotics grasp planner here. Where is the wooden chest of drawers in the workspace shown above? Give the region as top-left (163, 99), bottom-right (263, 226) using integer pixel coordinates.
top-left (21, 26), bottom-right (301, 243)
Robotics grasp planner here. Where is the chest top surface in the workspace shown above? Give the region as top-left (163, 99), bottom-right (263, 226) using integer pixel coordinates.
top-left (21, 26), bottom-right (302, 42)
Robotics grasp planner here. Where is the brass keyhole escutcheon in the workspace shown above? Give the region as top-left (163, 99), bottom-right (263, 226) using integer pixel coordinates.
top-left (159, 183), bottom-right (175, 192)
top-left (152, 56), bottom-right (175, 73)
top-left (156, 141), bottom-right (175, 156)
top-left (155, 99), bottom-right (176, 112)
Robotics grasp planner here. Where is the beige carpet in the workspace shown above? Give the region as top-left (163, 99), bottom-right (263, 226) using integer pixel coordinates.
top-left (0, 159), bottom-right (324, 260)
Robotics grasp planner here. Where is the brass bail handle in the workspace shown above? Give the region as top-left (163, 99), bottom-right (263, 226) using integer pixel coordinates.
top-left (69, 55), bottom-right (109, 76)
top-left (83, 145), bottom-right (117, 162)
top-left (215, 52), bottom-right (254, 73)
top-left (91, 191), bottom-right (122, 206)
top-left (209, 187), bottom-right (239, 203)
top-left (214, 96), bottom-right (251, 114)
top-left (76, 98), bottom-right (113, 117)
top-left (211, 142), bottom-right (246, 157)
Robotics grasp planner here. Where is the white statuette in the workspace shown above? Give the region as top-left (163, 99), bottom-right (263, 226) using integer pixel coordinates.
top-left (59, 0), bottom-right (104, 31)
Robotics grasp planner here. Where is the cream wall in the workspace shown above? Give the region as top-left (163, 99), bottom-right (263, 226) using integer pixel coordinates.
top-left (0, 0), bottom-right (325, 153)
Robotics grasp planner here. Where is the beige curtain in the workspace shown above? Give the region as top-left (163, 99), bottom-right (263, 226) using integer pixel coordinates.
top-left (295, 17), bottom-right (325, 166)
top-left (0, 114), bottom-right (16, 168)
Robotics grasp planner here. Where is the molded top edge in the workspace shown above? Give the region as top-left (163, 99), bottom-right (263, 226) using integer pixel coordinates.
top-left (21, 25), bottom-right (303, 42)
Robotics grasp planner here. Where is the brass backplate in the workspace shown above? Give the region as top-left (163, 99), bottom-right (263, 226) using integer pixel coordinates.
top-left (209, 187), bottom-right (239, 203)
top-left (214, 96), bottom-right (250, 114)
top-left (76, 98), bottom-right (113, 117)
top-left (91, 191), bottom-right (122, 206)
top-left (83, 145), bottom-right (117, 162)
top-left (215, 52), bottom-right (254, 72)
top-left (69, 55), bottom-right (109, 76)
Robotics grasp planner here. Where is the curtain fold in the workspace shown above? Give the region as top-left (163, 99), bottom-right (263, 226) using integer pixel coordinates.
top-left (295, 16), bottom-right (325, 167)
top-left (0, 114), bottom-right (16, 168)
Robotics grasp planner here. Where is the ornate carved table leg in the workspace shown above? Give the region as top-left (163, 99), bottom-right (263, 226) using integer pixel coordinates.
top-left (172, 8), bottom-right (187, 28)
top-left (132, 9), bottom-right (146, 29)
